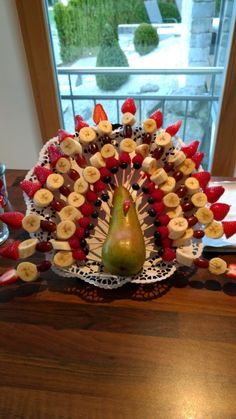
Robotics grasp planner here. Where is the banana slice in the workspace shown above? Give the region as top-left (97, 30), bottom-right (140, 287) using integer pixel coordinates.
top-left (155, 132), bottom-right (172, 148)
top-left (101, 144), bottom-right (116, 159)
top-left (204, 221), bottom-right (224, 238)
top-left (168, 216), bottom-right (188, 239)
top-left (159, 176), bottom-right (176, 194)
top-left (176, 247), bottom-right (194, 267)
top-left (59, 205), bottom-right (80, 222)
top-left (166, 205), bottom-right (183, 219)
top-left (67, 192), bottom-right (85, 208)
top-left (74, 178), bottom-right (89, 194)
top-left (54, 251), bottom-right (74, 268)
top-left (50, 239), bottom-right (71, 251)
top-left (97, 121), bottom-right (112, 135)
top-left (163, 192), bottom-right (180, 208)
top-left (135, 144), bottom-right (150, 157)
top-left (56, 157), bottom-right (71, 174)
top-left (191, 192), bottom-right (207, 208)
top-left (150, 168), bottom-right (168, 185)
top-left (83, 166), bottom-right (100, 184)
top-left (141, 157), bottom-right (157, 174)
top-left (79, 127), bottom-right (97, 145)
top-left (46, 173), bottom-right (64, 191)
top-left (172, 228), bottom-right (193, 247)
top-left (57, 220), bottom-right (76, 240)
top-left (168, 151), bottom-right (186, 167)
top-left (17, 262), bottom-right (39, 282)
top-left (120, 138), bottom-right (136, 153)
top-left (122, 112), bottom-right (136, 126)
top-left (185, 177), bottom-right (200, 195)
top-left (19, 238), bottom-right (39, 259)
top-left (90, 152), bottom-right (106, 168)
top-left (143, 118), bottom-right (157, 134)
top-left (33, 188), bottom-right (54, 208)
top-left (195, 207), bottom-right (214, 225)
top-left (178, 158), bottom-right (195, 176)
top-left (22, 213), bottom-right (41, 233)
top-left (60, 137), bottom-right (82, 156)
top-left (209, 257), bottom-right (227, 275)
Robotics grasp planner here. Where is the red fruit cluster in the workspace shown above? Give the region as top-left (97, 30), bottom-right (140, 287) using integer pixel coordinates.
top-left (121, 98), bottom-right (136, 115)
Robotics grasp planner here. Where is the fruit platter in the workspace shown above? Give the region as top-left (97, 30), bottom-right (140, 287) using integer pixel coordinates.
top-left (1, 98), bottom-right (236, 289)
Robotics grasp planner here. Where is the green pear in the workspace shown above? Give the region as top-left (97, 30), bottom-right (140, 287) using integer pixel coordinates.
top-left (102, 186), bottom-right (146, 276)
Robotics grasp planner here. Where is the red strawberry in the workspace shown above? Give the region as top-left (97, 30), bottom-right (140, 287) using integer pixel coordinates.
top-left (47, 144), bottom-right (64, 166)
top-left (181, 140), bottom-right (199, 157)
top-left (58, 129), bottom-right (73, 142)
top-left (159, 214), bottom-right (170, 226)
top-left (72, 249), bottom-right (86, 261)
top-left (162, 247), bottom-right (176, 262)
top-left (68, 237), bottom-right (81, 249)
top-left (0, 240), bottom-right (20, 260)
top-left (106, 157), bottom-right (119, 170)
top-left (151, 189), bottom-right (164, 202)
top-left (121, 98), bottom-right (136, 115)
top-left (85, 190), bottom-right (97, 203)
top-left (75, 153), bottom-right (87, 168)
top-left (204, 186), bottom-right (225, 203)
top-left (119, 151), bottom-right (131, 165)
top-left (0, 268), bottom-right (18, 287)
top-left (78, 217), bottom-right (90, 228)
top-left (74, 115), bottom-right (89, 132)
top-left (93, 103), bottom-right (108, 124)
top-left (226, 264), bottom-right (236, 279)
top-left (165, 120), bottom-right (182, 137)
top-left (162, 237), bottom-right (172, 248)
top-left (93, 180), bottom-right (105, 193)
top-left (74, 227), bottom-right (86, 239)
top-left (80, 203), bottom-right (94, 217)
top-left (34, 165), bottom-right (53, 184)
top-left (152, 202), bottom-right (165, 215)
top-left (192, 171), bottom-right (211, 189)
top-left (191, 152), bottom-right (204, 169)
top-left (210, 203), bottom-right (230, 221)
top-left (20, 180), bottom-right (41, 198)
top-left (156, 226), bottom-right (169, 239)
top-left (222, 221), bottom-right (236, 238)
top-left (0, 211), bottom-right (24, 229)
top-left (149, 109), bottom-right (163, 129)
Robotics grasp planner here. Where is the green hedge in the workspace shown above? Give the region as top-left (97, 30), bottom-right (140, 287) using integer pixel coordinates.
top-left (134, 23), bottom-right (159, 55)
top-left (158, 1), bottom-right (181, 22)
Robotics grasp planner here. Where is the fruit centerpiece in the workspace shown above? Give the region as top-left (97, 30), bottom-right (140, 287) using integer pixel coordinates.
top-left (0, 98), bottom-right (236, 288)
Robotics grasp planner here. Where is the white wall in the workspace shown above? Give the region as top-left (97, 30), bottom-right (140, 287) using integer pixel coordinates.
top-left (0, 0), bottom-right (41, 169)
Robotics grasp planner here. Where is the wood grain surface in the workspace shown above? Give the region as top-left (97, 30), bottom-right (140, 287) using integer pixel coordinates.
top-left (0, 170), bottom-right (236, 419)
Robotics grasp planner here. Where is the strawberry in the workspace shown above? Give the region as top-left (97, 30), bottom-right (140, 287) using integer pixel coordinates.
top-left (210, 203), bottom-right (230, 221)
top-left (93, 180), bottom-right (105, 193)
top-left (20, 180), bottom-right (41, 198)
top-left (80, 203), bottom-right (94, 217)
top-left (162, 247), bottom-right (176, 262)
top-left (93, 103), bottom-right (108, 124)
top-left (191, 152), bottom-right (204, 169)
top-left (58, 128), bottom-right (73, 142)
top-left (34, 165), bottom-right (53, 184)
top-left (181, 140), bottom-right (199, 157)
top-left (74, 115), bottom-right (89, 132)
top-left (85, 190), bottom-right (97, 203)
top-left (72, 249), bottom-right (86, 261)
top-left (149, 109), bottom-right (163, 129)
top-left (68, 237), bottom-right (81, 249)
top-left (165, 120), bottom-right (182, 137)
top-left (159, 214), bottom-right (170, 226)
top-left (204, 186), bottom-right (225, 203)
top-left (226, 264), bottom-right (236, 279)
top-left (0, 211), bottom-right (24, 229)
top-left (121, 98), bottom-right (136, 115)
top-left (78, 217), bottom-right (90, 228)
top-left (156, 226), bottom-right (169, 239)
top-left (222, 221), bottom-right (236, 238)
top-left (0, 240), bottom-right (20, 260)
top-left (192, 171), bottom-right (211, 189)
top-left (75, 153), bottom-right (87, 168)
top-left (0, 268), bottom-right (18, 287)
top-left (47, 145), bottom-right (64, 166)
top-left (151, 189), bottom-right (164, 202)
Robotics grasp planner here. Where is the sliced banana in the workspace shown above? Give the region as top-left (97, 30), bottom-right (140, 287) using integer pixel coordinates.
top-left (159, 176), bottom-right (176, 194)
top-left (67, 192), bottom-right (85, 208)
top-left (89, 152), bottom-right (106, 168)
top-left (60, 137), bottom-right (82, 156)
top-left (83, 166), bottom-right (100, 184)
top-left (209, 257), bottom-right (227, 275)
top-left (150, 168), bottom-right (168, 185)
top-left (33, 188), bottom-right (54, 208)
top-left (163, 192), bottom-right (180, 208)
top-left (59, 205), bottom-right (80, 222)
top-left (172, 228), bottom-right (193, 247)
top-left (46, 173), bottom-right (64, 191)
top-left (141, 157), bottom-right (157, 174)
top-left (19, 238), bottom-right (39, 259)
top-left (22, 213), bottom-right (41, 233)
top-left (74, 178), bottom-right (89, 194)
top-left (17, 262), bottom-right (39, 282)
top-left (204, 221), bottom-right (224, 239)
top-left (122, 112), bottom-right (136, 126)
top-left (195, 207), bottom-right (214, 225)
top-left (178, 158), bottom-right (195, 176)
top-left (191, 192), bottom-right (207, 208)
top-left (185, 177), bottom-right (200, 195)
top-left (54, 251), bottom-right (74, 268)
top-left (168, 151), bottom-right (186, 167)
top-left (57, 220), bottom-right (76, 240)
top-left (135, 144), bottom-right (150, 157)
top-left (155, 132), bottom-right (172, 148)
top-left (166, 205), bottom-right (183, 219)
top-left (56, 157), bottom-right (71, 174)
top-left (50, 239), bottom-right (71, 251)
top-left (101, 144), bottom-right (116, 159)
top-left (79, 127), bottom-right (97, 145)
top-left (168, 217), bottom-right (188, 239)
top-left (97, 120), bottom-right (112, 135)
top-left (176, 247), bottom-right (194, 267)
top-left (120, 138), bottom-right (136, 153)
top-left (143, 118), bottom-right (157, 134)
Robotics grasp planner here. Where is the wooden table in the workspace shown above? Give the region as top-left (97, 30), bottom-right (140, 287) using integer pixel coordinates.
top-left (1, 170), bottom-right (236, 419)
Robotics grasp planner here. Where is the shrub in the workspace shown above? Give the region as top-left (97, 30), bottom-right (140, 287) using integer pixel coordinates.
top-left (158, 1), bottom-right (181, 22)
top-left (134, 23), bottom-right (159, 56)
top-left (96, 24), bottom-right (129, 91)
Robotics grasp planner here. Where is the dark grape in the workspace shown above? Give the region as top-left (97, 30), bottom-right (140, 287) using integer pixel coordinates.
top-left (154, 218), bottom-right (161, 227)
top-left (176, 185), bottom-right (187, 198)
top-left (36, 241), bottom-right (53, 252)
top-left (152, 146), bottom-right (164, 160)
top-left (148, 197), bottom-right (155, 204)
top-left (101, 193), bottom-right (109, 202)
top-left (51, 198), bottom-right (65, 212)
top-left (40, 220), bottom-right (57, 232)
top-left (148, 208), bottom-right (156, 217)
top-left (87, 223), bottom-right (94, 230)
top-left (91, 211), bottom-right (98, 219)
top-left (143, 133), bottom-right (152, 144)
top-left (103, 175), bottom-right (111, 184)
top-left (173, 171), bottom-right (184, 181)
top-left (182, 202), bottom-right (194, 212)
top-left (89, 144), bottom-right (98, 154)
top-left (37, 260), bottom-right (52, 272)
top-left (102, 135), bottom-right (111, 145)
top-left (68, 169), bottom-right (80, 181)
top-left (123, 125), bottom-right (133, 138)
top-left (59, 185), bottom-right (71, 197)
top-left (186, 215), bottom-right (198, 227)
top-left (132, 183), bottom-right (140, 191)
top-left (164, 162), bottom-right (174, 173)
top-left (111, 166), bottom-right (119, 174)
top-left (133, 162), bottom-right (141, 170)
top-left (120, 162), bottom-right (128, 169)
top-left (193, 230), bottom-right (205, 239)
top-left (94, 199), bottom-right (102, 207)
